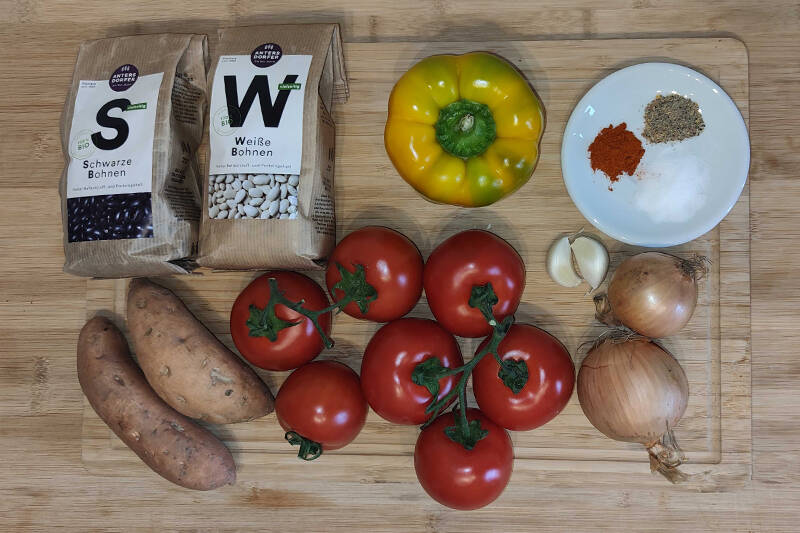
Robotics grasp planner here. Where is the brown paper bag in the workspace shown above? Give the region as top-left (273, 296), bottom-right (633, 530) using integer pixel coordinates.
top-left (60, 34), bottom-right (208, 278)
top-left (198, 24), bottom-right (348, 270)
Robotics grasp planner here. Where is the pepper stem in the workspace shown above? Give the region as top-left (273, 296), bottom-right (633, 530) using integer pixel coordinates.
top-left (435, 99), bottom-right (496, 159)
top-left (459, 113), bottom-right (475, 132)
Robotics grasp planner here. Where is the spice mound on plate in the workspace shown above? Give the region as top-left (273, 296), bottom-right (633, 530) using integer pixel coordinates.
top-left (643, 94), bottom-right (705, 143)
top-left (588, 123), bottom-right (645, 184)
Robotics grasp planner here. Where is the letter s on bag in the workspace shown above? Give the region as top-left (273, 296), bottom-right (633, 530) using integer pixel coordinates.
top-left (91, 99), bottom-right (131, 150)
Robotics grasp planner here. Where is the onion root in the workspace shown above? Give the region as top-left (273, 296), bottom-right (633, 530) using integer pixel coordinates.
top-left (593, 293), bottom-right (620, 327)
top-left (646, 427), bottom-right (689, 483)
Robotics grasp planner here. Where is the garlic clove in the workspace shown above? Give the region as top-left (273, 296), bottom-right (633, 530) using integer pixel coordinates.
top-left (571, 236), bottom-right (609, 290)
top-left (547, 236), bottom-right (582, 287)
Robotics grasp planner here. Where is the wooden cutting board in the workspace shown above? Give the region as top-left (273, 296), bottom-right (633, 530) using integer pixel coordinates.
top-left (81, 38), bottom-right (750, 491)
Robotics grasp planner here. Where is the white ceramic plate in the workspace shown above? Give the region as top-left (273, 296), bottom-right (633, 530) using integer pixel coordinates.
top-left (561, 62), bottom-right (750, 247)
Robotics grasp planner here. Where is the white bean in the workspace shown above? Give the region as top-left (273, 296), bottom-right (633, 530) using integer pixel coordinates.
top-left (279, 199), bottom-right (289, 213)
top-left (252, 174), bottom-right (269, 185)
top-left (215, 175), bottom-right (225, 183)
top-left (266, 185), bottom-right (280, 202)
top-left (287, 205), bottom-right (297, 214)
top-left (237, 174), bottom-right (248, 181)
top-left (278, 213), bottom-right (289, 219)
top-left (249, 197), bottom-right (265, 206)
top-left (243, 205), bottom-right (259, 217)
top-left (248, 187), bottom-right (264, 198)
top-left (288, 212), bottom-right (298, 219)
top-left (288, 175), bottom-right (299, 186)
top-left (267, 200), bottom-right (279, 217)
top-left (227, 209), bottom-right (235, 219)
top-left (234, 212), bottom-right (242, 219)
top-left (216, 209), bottom-right (228, 219)
top-left (280, 184), bottom-right (288, 199)
top-left (236, 204), bottom-right (245, 215)
top-left (231, 180), bottom-right (242, 191)
top-left (234, 189), bottom-right (247, 204)
top-left (225, 175), bottom-right (234, 184)
top-left (242, 180), bottom-right (253, 190)
top-left (226, 199), bottom-right (239, 210)
top-left (223, 186), bottom-right (236, 199)
top-left (259, 210), bottom-right (270, 219)
top-left (288, 195), bottom-right (298, 206)
top-left (209, 204), bottom-right (220, 218)
top-left (287, 184), bottom-right (298, 196)
top-left (275, 174), bottom-right (288, 183)
top-left (215, 196), bottom-right (226, 205)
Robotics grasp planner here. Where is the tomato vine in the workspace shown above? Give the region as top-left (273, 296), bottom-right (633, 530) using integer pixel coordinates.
top-left (411, 283), bottom-right (528, 449)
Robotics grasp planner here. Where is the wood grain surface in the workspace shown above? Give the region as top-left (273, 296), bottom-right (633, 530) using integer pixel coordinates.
top-left (1, 1), bottom-right (798, 531)
top-left (82, 38), bottom-right (751, 491)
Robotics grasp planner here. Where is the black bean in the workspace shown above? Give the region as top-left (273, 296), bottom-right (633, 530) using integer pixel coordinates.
top-left (67, 193), bottom-right (153, 243)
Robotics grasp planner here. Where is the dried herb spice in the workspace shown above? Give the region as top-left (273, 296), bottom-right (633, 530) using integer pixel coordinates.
top-left (643, 94), bottom-right (705, 143)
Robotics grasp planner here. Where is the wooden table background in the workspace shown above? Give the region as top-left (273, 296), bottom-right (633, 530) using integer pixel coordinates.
top-left (0, 1), bottom-right (798, 531)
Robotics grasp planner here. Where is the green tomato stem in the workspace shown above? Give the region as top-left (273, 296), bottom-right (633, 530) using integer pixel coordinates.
top-left (246, 265), bottom-right (377, 350)
top-left (263, 278), bottom-right (337, 348)
top-left (415, 283), bottom-right (526, 450)
top-left (285, 431), bottom-right (323, 461)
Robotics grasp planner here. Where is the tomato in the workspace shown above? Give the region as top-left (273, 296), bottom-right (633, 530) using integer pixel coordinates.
top-left (414, 408), bottom-right (513, 510)
top-left (472, 323), bottom-right (575, 431)
top-left (230, 271), bottom-right (331, 371)
top-left (424, 229), bottom-right (525, 338)
top-left (361, 318), bottom-right (464, 425)
top-left (326, 226), bottom-right (424, 322)
top-left (275, 361), bottom-right (368, 451)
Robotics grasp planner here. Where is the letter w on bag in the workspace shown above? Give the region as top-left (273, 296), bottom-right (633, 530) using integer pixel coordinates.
top-left (224, 75), bottom-right (298, 127)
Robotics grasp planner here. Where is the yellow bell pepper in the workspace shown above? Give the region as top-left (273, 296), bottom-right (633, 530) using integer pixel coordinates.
top-left (384, 52), bottom-right (545, 207)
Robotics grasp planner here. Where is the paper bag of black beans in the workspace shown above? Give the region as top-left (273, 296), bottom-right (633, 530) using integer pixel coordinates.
top-left (60, 34), bottom-right (208, 277)
top-left (198, 24), bottom-right (348, 270)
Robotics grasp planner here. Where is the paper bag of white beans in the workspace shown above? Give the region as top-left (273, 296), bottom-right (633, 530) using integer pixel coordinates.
top-left (198, 24), bottom-right (348, 270)
top-left (60, 34), bottom-right (209, 277)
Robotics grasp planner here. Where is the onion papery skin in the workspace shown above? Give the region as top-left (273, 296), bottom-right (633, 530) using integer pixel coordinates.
top-left (606, 252), bottom-right (700, 338)
top-left (577, 338), bottom-right (688, 446)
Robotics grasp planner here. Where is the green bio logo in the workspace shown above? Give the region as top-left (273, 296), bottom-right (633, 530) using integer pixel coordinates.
top-left (69, 129), bottom-right (96, 160)
top-left (125, 102), bottom-right (147, 111)
top-left (278, 82), bottom-right (302, 91)
top-left (213, 106), bottom-right (237, 136)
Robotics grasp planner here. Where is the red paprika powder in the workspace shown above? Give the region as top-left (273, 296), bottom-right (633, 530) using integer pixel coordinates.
top-left (588, 123), bottom-right (644, 182)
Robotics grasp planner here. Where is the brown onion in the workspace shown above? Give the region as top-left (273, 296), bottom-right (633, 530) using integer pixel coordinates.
top-left (595, 252), bottom-right (707, 338)
top-left (577, 337), bottom-right (689, 482)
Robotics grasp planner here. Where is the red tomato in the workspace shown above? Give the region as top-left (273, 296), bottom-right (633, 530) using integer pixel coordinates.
top-left (230, 271), bottom-right (331, 371)
top-left (424, 230), bottom-right (525, 338)
top-left (414, 408), bottom-right (513, 510)
top-left (275, 361), bottom-right (368, 451)
top-left (326, 226), bottom-right (424, 322)
top-left (472, 324), bottom-right (575, 431)
top-left (361, 318), bottom-right (464, 425)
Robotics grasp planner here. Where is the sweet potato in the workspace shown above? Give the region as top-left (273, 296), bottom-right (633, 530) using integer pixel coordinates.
top-left (127, 278), bottom-right (274, 424)
top-left (78, 316), bottom-right (236, 490)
